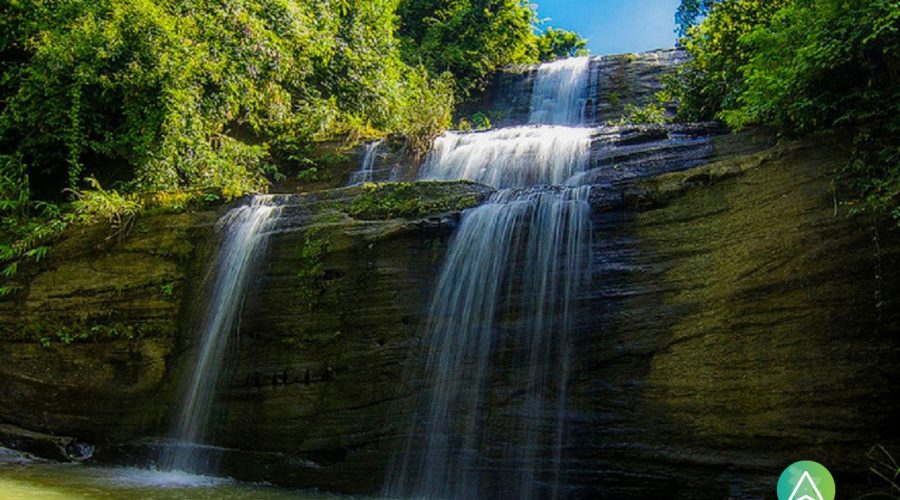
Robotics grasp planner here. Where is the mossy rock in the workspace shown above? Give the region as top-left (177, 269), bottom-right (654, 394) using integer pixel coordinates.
top-left (343, 180), bottom-right (492, 220)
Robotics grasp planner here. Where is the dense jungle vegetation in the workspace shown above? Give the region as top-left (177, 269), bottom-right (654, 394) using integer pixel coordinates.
top-left (669, 0), bottom-right (900, 224)
top-left (2, 0), bottom-right (897, 297)
top-left (0, 0), bottom-right (585, 295)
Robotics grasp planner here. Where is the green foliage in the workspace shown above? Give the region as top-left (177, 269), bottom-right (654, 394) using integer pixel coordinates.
top-left (3, 0), bottom-right (316, 194)
top-left (458, 111), bottom-right (492, 131)
top-left (471, 112), bottom-right (492, 130)
top-left (389, 69), bottom-right (455, 157)
top-left (721, 0), bottom-right (899, 133)
top-left (613, 102), bottom-right (668, 126)
top-left (0, 155), bottom-right (31, 219)
top-left (843, 123), bottom-right (900, 222)
top-left (396, 0), bottom-right (541, 96)
top-left (296, 224), bottom-right (331, 310)
top-left (70, 177), bottom-right (141, 235)
top-left (347, 181), bottom-right (481, 219)
top-left (296, 166), bottom-right (321, 183)
top-left (0, 320), bottom-right (166, 345)
top-left (675, 0), bottom-right (719, 37)
top-left (536, 27), bottom-right (589, 61)
top-left (608, 92), bottom-right (620, 107)
top-left (670, 0), bottom-right (900, 223)
top-left (667, 0), bottom-right (789, 122)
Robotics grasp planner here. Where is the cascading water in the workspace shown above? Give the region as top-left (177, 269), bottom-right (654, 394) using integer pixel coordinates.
top-left (348, 139), bottom-right (383, 185)
top-left (389, 57), bottom-right (594, 499)
top-left (419, 127), bottom-right (592, 187)
top-left (161, 195), bottom-right (285, 473)
top-left (528, 56), bottom-right (591, 126)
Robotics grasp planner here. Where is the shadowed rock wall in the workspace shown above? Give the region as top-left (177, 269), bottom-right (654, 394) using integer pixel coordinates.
top-left (568, 137), bottom-right (900, 498)
top-left (3, 134), bottom-right (898, 498)
top-left (208, 136), bottom-right (900, 497)
top-left (0, 212), bottom-right (218, 444)
top-left (460, 49), bottom-right (685, 127)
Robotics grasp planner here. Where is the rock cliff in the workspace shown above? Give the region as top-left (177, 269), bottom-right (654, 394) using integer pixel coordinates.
top-left (1, 51), bottom-right (898, 498)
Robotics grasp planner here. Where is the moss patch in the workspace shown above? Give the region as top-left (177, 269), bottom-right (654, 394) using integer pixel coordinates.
top-left (0, 319), bottom-right (176, 345)
top-left (344, 181), bottom-right (487, 220)
top-left (623, 138), bottom-right (816, 210)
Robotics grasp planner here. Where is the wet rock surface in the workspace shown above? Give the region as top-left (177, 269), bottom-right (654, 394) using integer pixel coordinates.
top-left (462, 49), bottom-right (685, 127)
top-left (0, 49), bottom-right (898, 498)
top-left (0, 212), bottom-right (219, 443)
top-left (1, 129), bottom-right (897, 498)
top-left (572, 136), bottom-right (900, 498)
top-left (0, 424), bottom-right (92, 462)
top-left (206, 135), bottom-right (899, 496)
top-left (588, 49), bottom-right (686, 124)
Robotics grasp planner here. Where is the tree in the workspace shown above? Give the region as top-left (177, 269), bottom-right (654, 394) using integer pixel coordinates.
top-left (668, 0), bottom-right (900, 223)
top-left (674, 0), bottom-right (719, 37)
top-left (536, 27), bottom-right (589, 61)
top-left (396, 0), bottom-right (541, 96)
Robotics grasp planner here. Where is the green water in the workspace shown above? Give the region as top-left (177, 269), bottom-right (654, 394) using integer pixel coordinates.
top-left (0, 462), bottom-right (340, 500)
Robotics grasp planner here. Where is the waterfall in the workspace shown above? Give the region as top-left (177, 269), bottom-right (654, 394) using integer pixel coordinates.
top-left (161, 195), bottom-right (284, 473)
top-left (389, 57), bottom-right (594, 498)
top-left (348, 139), bottom-right (383, 185)
top-left (528, 56), bottom-right (591, 126)
top-left (419, 127), bottom-right (592, 188)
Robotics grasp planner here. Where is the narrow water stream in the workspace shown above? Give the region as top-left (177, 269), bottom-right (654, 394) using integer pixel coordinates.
top-left (161, 196), bottom-right (286, 473)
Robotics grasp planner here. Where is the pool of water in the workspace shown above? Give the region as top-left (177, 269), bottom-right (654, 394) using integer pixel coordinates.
top-left (0, 453), bottom-right (339, 500)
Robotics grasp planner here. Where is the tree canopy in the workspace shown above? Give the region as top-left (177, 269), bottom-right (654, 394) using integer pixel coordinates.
top-left (396, 0), bottom-right (542, 96)
top-left (669, 0), bottom-right (900, 223)
top-left (536, 27), bottom-right (589, 61)
top-left (0, 0), bottom-right (459, 200)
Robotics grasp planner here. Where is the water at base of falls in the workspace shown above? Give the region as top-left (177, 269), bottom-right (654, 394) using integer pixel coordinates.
top-left (160, 195), bottom-right (285, 473)
top-left (0, 460), bottom-right (330, 499)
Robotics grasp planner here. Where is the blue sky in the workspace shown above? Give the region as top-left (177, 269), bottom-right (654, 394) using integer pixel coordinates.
top-left (534, 0), bottom-right (681, 55)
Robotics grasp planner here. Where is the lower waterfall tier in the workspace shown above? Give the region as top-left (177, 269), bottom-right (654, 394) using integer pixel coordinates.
top-left (1, 134), bottom-right (898, 497)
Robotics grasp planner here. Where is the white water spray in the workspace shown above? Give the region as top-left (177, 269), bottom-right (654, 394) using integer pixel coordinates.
top-left (419, 126), bottom-right (592, 188)
top-left (348, 140), bottom-right (383, 185)
top-left (161, 195), bottom-right (285, 473)
top-left (528, 56), bottom-right (591, 125)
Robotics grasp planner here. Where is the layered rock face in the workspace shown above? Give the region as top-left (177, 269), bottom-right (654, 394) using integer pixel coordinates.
top-left (0, 212), bottom-right (217, 445)
top-left (461, 49), bottom-right (684, 127)
top-left (1, 49), bottom-right (898, 499)
top-left (571, 137), bottom-right (900, 498)
top-left (210, 136), bottom-right (900, 497)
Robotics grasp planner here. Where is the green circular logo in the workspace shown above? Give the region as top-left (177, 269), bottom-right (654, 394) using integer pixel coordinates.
top-left (777, 461), bottom-right (835, 500)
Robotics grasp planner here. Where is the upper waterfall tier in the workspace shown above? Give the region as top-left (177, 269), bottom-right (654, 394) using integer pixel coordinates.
top-left (418, 126), bottom-right (592, 188)
top-left (528, 56), bottom-right (591, 126)
top-left (459, 49), bottom-right (685, 128)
